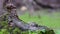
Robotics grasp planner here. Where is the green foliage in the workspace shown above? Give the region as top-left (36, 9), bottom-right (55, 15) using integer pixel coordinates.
top-left (0, 11), bottom-right (59, 34)
top-left (28, 30), bottom-right (42, 34)
top-left (21, 31), bottom-right (28, 34)
top-left (18, 11), bottom-right (60, 34)
top-left (12, 28), bottom-right (21, 34)
top-left (19, 12), bottom-right (60, 28)
top-left (0, 29), bottom-right (10, 34)
top-left (0, 20), bottom-right (55, 34)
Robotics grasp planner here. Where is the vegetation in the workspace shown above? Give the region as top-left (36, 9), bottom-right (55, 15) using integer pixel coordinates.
top-left (0, 10), bottom-right (60, 34)
top-left (19, 10), bottom-right (60, 34)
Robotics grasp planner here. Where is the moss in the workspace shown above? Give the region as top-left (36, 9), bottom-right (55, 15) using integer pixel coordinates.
top-left (0, 12), bottom-right (55, 34)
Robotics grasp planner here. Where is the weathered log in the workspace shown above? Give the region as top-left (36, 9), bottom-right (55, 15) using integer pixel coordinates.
top-left (2, 0), bottom-right (55, 34)
top-left (34, 0), bottom-right (60, 9)
top-left (5, 2), bottom-right (53, 31)
top-left (5, 1), bottom-right (42, 30)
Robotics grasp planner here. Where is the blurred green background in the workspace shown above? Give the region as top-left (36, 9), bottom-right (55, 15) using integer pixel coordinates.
top-left (19, 10), bottom-right (60, 34)
top-left (0, 9), bottom-right (60, 34)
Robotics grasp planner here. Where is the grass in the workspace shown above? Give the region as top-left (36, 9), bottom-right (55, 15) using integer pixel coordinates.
top-left (18, 10), bottom-right (60, 34)
top-left (0, 9), bottom-right (60, 34)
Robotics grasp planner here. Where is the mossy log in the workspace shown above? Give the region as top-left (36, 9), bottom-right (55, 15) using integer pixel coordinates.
top-left (1, 0), bottom-right (55, 34)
